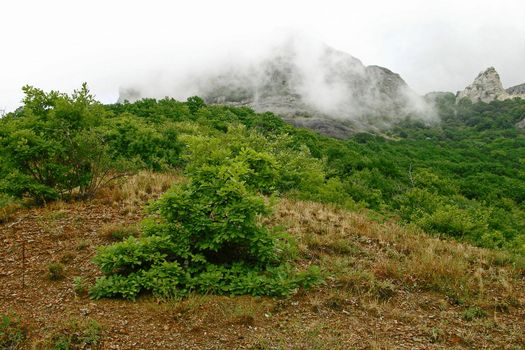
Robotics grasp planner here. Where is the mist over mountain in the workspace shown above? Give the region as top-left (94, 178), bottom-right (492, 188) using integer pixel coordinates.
top-left (119, 36), bottom-right (436, 137)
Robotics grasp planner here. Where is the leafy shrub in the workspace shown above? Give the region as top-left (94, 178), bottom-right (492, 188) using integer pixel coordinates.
top-left (104, 114), bottom-right (182, 170)
top-left (0, 84), bottom-right (117, 202)
top-left (182, 125), bottom-right (329, 196)
top-left (0, 84), bottom-right (182, 204)
top-left (90, 145), bottom-right (321, 300)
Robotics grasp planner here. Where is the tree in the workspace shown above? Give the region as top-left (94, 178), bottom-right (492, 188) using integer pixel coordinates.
top-left (0, 84), bottom-right (118, 202)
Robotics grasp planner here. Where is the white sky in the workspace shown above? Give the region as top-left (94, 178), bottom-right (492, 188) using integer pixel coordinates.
top-left (1, 0), bottom-right (524, 112)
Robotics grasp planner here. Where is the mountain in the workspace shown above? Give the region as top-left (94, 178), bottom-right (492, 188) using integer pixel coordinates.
top-left (456, 67), bottom-right (525, 103)
top-left (118, 40), bottom-right (434, 138)
top-left (507, 82), bottom-right (525, 95)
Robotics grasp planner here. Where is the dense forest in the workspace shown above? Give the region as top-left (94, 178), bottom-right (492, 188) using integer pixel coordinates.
top-left (1, 85), bottom-right (524, 300)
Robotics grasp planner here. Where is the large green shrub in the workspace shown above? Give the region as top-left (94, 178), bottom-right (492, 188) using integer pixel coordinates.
top-left (90, 145), bottom-right (320, 299)
top-left (0, 85), bottom-right (183, 203)
top-left (104, 113), bottom-right (182, 170)
top-left (0, 84), bottom-right (116, 202)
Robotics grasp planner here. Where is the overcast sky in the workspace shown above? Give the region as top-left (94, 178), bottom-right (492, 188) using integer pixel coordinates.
top-left (1, 0), bottom-right (524, 112)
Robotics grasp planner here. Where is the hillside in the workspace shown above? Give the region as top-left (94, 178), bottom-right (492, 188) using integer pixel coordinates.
top-left (1, 85), bottom-right (525, 349)
top-left (1, 173), bottom-right (524, 349)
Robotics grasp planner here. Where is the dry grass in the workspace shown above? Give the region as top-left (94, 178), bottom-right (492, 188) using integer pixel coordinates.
top-left (270, 198), bottom-right (525, 310)
top-left (98, 222), bottom-right (140, 241)
top-left (0, 202), bottom-right (21, 223)
top-left (95, 170), bottom-right (183, 213)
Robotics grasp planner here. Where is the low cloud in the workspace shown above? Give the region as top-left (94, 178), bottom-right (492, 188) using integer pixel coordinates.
top-left (119, 32), bottom-right (436, 130)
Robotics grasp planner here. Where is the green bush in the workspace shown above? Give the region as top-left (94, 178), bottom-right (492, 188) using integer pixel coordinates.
top-left (90, 145), bottom-right (321, 300)
top-left (104, 114), bottom-right (182, 170)
top-left (0, 84), bottom-right (116, 202)
top-left (0, 84), bottom-right (183, 204)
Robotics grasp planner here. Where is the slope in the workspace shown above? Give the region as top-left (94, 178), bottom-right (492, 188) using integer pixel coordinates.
top-left (1, 172), bottom-right (524, 349)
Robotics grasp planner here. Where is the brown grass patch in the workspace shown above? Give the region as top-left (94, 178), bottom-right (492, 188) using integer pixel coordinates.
top-left (95, 170), bottom-right (183, 212)
top-left (271, 198), bottom-right (524, 310)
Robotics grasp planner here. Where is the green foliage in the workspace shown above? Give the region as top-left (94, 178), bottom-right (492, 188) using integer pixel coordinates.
top-left (104, 113), bottom-right (182, 170)
top-left (96, 95), bottom-right (525, 254)
top-left (0, 84), bottom-right (112, 202)
top-left (5, 85), bottom-right (525, 253)
top-left (90, 142), bottom-right (321, 300)
top-left (462, 306), bottom-right (487, 321)
top-left (0, 84), bottom-right (183, 203)
top-left (186, 96), bottom-right (206, 114)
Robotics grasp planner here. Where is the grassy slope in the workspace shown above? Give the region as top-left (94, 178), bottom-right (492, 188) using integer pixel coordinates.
top-left (1, 172), bottom-right (524, 349)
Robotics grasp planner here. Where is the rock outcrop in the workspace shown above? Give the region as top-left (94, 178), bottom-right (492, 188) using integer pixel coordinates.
top-left (507, 83), bottom-right (525, 96)
top-left (456, 67), bottom-right (509, 103)
top-left (457, 67), bottom-right (525, 103)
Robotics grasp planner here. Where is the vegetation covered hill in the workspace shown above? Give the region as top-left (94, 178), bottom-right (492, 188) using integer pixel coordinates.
top-left (1, 85), bottom-right (524, 348)
top-left (1, 173), bottom-right (524, 349)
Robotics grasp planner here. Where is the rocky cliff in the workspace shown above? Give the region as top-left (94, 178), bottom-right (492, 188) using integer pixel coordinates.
top-left (507, 83), bottom-right (525, 96)
top-left (457, 67), bottom-right (525, 103)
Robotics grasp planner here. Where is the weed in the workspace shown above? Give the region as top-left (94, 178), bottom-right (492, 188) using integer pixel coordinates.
top-left (47, 262), bottom-right (65, 281)
top-left (76, 239), bottom-right (91, 251)
top-left (0, 194), bottom-right (22, 224)
top-left (0, 313), bottom-right (28, 350)
top-left (219, 299), bottom-right (262, 326)
top-left (73, 277), bottom-right (88, 296)
top-left (59, 251), bottom-right (75, 264)
top-left (44, 210), bottom-right (67, 221)
top-left (38, 318), bottom-right (101, 350)
top-left (427, 327), bottom-right (444, 343)
top-left (463, 306), bottom-right (487, 321)
top-left (373, 280), bottom-right (397, 301)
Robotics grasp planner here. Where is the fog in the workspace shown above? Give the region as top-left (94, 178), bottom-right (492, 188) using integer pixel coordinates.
top-left (118, 33), bottom-right (436, 127)
top-left (1, 0), bottom-right (524, 114)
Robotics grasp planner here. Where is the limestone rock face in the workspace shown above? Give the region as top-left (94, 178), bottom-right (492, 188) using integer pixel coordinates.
top-left (457, 67), bottom-right (525, 103)
top-left (456, 67), bottom-right (510, 103)
top-left (507, 83), bottom-right (525, 98)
